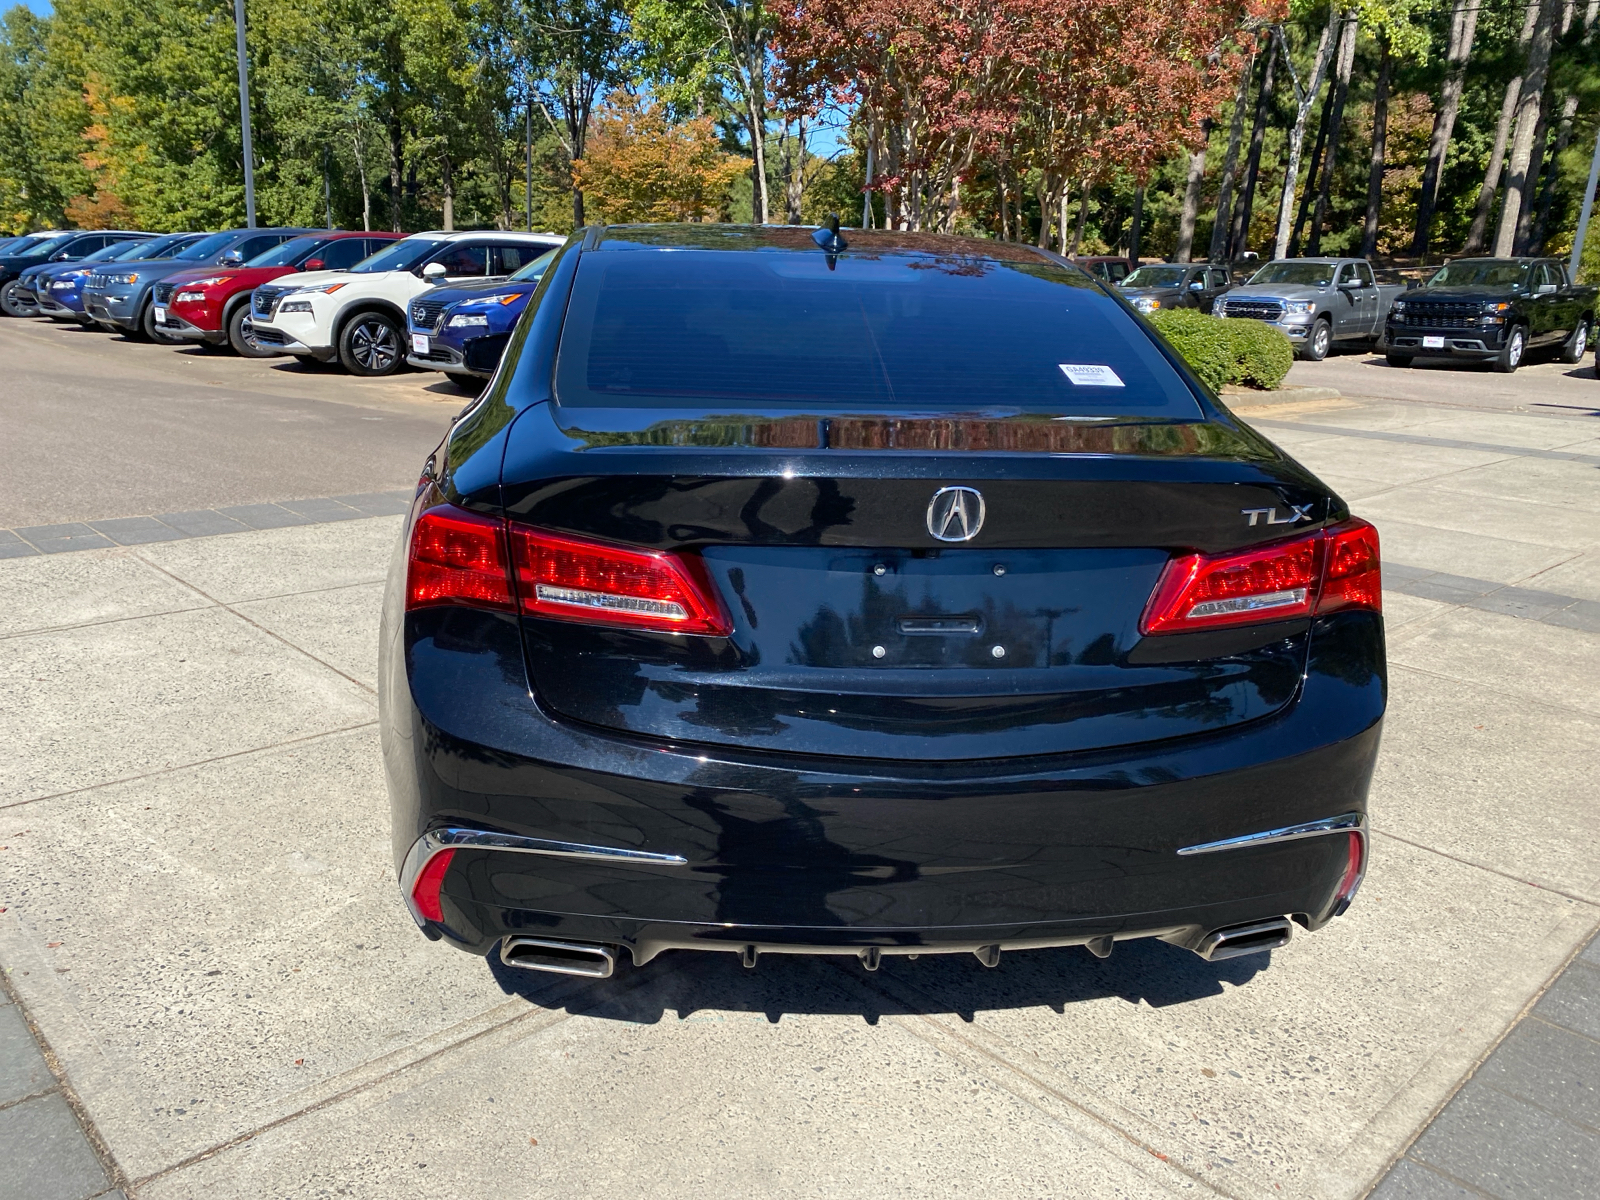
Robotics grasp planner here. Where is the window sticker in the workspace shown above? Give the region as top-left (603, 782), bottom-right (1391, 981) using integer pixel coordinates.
top-left (1059, 364), bottom-right (1125, 387)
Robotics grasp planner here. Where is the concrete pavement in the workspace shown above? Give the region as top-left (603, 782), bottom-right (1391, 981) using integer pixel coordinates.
top-left (2, 350), bottom-right (1598, 1196)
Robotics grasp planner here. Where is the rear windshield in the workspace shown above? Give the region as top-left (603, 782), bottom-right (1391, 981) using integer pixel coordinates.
top-left (350, 238), bottom-right (443, 274)
top-left (1248, 262), bottom-right (1336, 286)
top-left (553, 249), bottom-right (1203, 417)
top-left (1427, 261), bottom-right (1529, 288)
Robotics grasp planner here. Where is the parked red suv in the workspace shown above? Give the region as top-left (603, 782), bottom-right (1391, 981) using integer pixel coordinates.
top-left (157, 230), bottom-right (404, 356)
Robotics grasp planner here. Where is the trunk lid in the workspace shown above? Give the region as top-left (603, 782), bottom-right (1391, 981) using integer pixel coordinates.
top-left (500, 407), bottom-right (1332, 761)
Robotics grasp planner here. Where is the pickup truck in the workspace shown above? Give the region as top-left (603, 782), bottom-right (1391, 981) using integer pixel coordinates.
top-left (1384, 257), bottom-right (1596, 374)
top-left (1118, 262), bottom-right (1233, 315)
top-left (1216, 257), bottom-right (1407, 361)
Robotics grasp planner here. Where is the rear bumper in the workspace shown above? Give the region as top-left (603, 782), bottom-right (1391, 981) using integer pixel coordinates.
top-left (382, 593), bottom-right (1386, 966)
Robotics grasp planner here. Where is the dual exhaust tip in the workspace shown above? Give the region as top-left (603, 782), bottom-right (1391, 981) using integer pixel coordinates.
top-left (498, 917), bottom-right (1294, 979)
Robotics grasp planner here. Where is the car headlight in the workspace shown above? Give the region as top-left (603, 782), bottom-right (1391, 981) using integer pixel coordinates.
top-left (295, 282), bottom-right (347, 295)
top-left (1133, 296), bottom-right (1160, 312)
top-left (1391, 300), bottom-right (1406, 314)
top-left (278, 300), bottom-right (313, 313)
top-left (176, 291), bottom-right (207, 303)
top-left (51, 279), bottom-right (76, 289)
top-left (448, 313), bottom-right (490, 328)
top-left (103, 273), bottom-right (139, 286)
top-left (186, 275), bottom-right (234, 288)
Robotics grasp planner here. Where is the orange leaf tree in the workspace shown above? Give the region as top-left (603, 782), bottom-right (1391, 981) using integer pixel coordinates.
top-left (572, 91), bottom-right (750, 223)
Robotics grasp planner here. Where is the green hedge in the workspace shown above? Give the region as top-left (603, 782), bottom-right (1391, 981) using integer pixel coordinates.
top-left (1147, 308), bottom-right (1293, 392)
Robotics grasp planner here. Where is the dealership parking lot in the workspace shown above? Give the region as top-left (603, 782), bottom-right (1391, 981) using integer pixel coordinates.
top-left (2, 318), bottom-right (1598, 1199)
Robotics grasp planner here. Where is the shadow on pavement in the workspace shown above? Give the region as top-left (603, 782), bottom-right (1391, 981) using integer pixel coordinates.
top-left (485, 936), bottom-right (1268, 1025)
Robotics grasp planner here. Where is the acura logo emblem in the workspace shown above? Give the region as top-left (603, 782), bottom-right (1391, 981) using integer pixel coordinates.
top-left (926, 486), bottom-right (985, 542)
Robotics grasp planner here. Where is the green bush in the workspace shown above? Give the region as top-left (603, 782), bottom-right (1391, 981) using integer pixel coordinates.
top-left (1147, 308), bottom-right (1293, 392)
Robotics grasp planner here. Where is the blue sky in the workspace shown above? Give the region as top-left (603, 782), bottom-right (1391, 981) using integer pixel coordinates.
top-left (21, 0), bottom-right (53, 12)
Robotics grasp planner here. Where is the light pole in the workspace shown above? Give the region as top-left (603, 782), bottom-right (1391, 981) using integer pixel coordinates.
top-left (1571, 120), bottom-right (1600, 282)
top-left (233, 0), bottom-right (257, 228)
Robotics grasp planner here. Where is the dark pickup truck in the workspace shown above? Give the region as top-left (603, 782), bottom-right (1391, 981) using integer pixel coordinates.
top-left (1384, 257), bottom-right (1595, 373)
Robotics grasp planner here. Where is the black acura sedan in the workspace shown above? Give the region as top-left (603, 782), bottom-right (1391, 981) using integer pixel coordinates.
top-left (380, 224), bottom-right (1383, 980)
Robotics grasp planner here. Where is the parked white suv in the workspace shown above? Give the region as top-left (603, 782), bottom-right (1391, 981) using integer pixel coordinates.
top-left (249, 230), bottom-right (565, 376)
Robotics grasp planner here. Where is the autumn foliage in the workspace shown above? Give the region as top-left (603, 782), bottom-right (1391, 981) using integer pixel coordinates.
top-left (773, 0), bottom-right (1284, 233)
top-left (573, 92), bottom-right (750, 224)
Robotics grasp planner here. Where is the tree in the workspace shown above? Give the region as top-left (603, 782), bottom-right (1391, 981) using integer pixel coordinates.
top-left (1410, 0), bottom-right (1478, 255)
top-left (1494, 0), bottom-right (1560, 255)
top-left (1271, 3), bottom-right (1341, 260)
top-left (1175, 117), bottom-right (1212, 260)
top-left (1359, 30), bottom-right (1391, 257)
top-left (572, 90), bottom-right (746, 220)
top-left (1208, 57), bottom-right (1253, 260)
top-left (1305, 9), bottom-right (1356, 253)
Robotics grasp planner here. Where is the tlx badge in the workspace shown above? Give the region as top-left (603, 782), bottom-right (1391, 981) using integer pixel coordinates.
top-left (1241, 504), bottom-right (1313, 527)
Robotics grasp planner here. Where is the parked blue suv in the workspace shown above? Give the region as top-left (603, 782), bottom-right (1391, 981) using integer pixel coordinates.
top-left (1, 230), bottom-right (148, 317)
top-left (19, 234), bottom-right (154, 319)
top-left (405, 247), bottom-right (557, 385)
top-left (36, 234), bottom-right (203, 323)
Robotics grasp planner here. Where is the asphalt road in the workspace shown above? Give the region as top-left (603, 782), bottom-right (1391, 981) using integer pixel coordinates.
top-left (0, 317), bottom-right (466, 528)
top-left (1287, 345), bottom-right (1600, 416)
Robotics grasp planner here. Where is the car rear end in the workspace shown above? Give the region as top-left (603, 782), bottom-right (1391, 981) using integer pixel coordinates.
top-left (381, 227), bottom-right (1384, 978)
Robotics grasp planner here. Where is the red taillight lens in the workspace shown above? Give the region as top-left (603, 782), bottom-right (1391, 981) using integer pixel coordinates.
top-left (1141, 518), bottom-right (1381, 635)
top-left (411, 848), bottom-right (456, 923)
top-left (508, 526), bottom-right (731, 636)
top-left (406, 504), bottom-right (515, 612)
top-left (1320, 519), bottom-right (1382, 614)
top-left (1333, 829), bottom-right (1367, 914)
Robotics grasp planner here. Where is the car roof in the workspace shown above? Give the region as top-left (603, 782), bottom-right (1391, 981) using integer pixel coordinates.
top-left (590, 224), bottom-right (1056, 265)
top-left (410, 229), bottom-right (565, 242)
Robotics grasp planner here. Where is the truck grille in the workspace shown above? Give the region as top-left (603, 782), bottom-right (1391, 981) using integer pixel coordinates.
top-left (1222, 299), bottom-right (1284, 321)
top-left (410, 298), bottom-right (450, 332)
top-left (1396, 301), bottom-right (1479, 329)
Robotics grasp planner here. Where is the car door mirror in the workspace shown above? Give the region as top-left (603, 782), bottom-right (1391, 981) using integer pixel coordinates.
top-left (422, 262), bottom-right (448, 280)
top-left (302, 258), bottom-right (324, 271)
top-left (1188, 280), bottom-right (1203, 291)
top-left (1536, 283), bottom-right (1556, 296)
top-left (220, 249), bottom-right (246, 266)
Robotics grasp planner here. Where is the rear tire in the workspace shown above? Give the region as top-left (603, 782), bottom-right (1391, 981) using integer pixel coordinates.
top-left (1492, 326), bottom-right (1526, 374)
top-left (227, 303), bottom-right (277, 357)
top-left (1558, 318), bottom-right (1590, 364)
top-left (1300, 318), bottom-right (1331, 361)
top-left (337, 310), bottom-right (404, 376)
top-left (1385, 353), bottom-right (1413, 368)
top-left (0, 280), bottom-right (33, 317)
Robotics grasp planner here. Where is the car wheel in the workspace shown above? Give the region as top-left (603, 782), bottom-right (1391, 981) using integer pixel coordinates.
top-left (1300, 318), bottom-right (1331, 362)
top-left (140, 300), bottom-right (183, 345)
top-left (227, 304), bottom-right (277, 358)
top-left (1558, 318), bottom-right (1590, 364)
top-left (1385, 353), bottom-right (1413, 368)
top-left (0, 280), bottom-right (32, 317)
top-left (446, 371), bottom-right (487, 395)
top-left (1492, 326), bottom-right (1526, 374)
top-left (338, 311), bottom-right (404, 376)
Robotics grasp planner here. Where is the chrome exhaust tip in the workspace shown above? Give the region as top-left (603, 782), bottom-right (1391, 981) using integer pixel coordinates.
top-left (1194, 918), bottom-right (1293, 962)
top-left (499, 937), bottom-right (616, 979)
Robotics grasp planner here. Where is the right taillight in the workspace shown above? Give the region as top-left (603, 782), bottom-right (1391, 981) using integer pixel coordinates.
top-left (1141, 518), bottom-right (1380, 635)
top-left (406, 503), bottom-right (516, 612)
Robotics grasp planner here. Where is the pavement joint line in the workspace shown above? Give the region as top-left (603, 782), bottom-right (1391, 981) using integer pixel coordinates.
top-left (131, 552), bottom-right (378, 697)
top-left (0, 721), bottom-right (379, 813)
top-left (1251, 419), bottom-right (1600, 465)
top-left (0, 1081), bottom-right (59, 1115)
top-left (1362, 925), bottom-right (1600, 1199)
top-left (814, 958), bottom-right (1242, 1200)
top-left (124, 957), bottom-right (683, 1193)
top-left (1469, 1075), bottom-right (1600, 1138)
top-left (0, 491), bottom-right (411, 557)
top-left (0, 955), bottom-right (132, 1196)
top-left (1525, 1010), bottom-right (1600, 1050)
top-left (1389, 658), bottom-right (1600, 725)
top-left (1368, 829), bottom-right (1600, 910)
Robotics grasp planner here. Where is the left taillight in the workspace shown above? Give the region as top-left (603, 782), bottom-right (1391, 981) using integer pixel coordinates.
top-left (410, 848), bottom-right (456, 922)
top-left (1141, 518), bottom-right (1381, 635)
top-left (404, 503), bottom-right (729, 635)
top-left (405, 503), bottom-right (515, 612)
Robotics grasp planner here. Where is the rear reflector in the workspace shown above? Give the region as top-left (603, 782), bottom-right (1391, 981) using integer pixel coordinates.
top-left (411, 848), bottom-right (456, 923)
top-left (406, 504), bottom-right (516, 612)
top-left (509, 526), bottom-right (731, 635)
top-left (1142, 518), bottom-right (1380, 635)
top-left (1333, 830), bottom-right (1367, 915)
